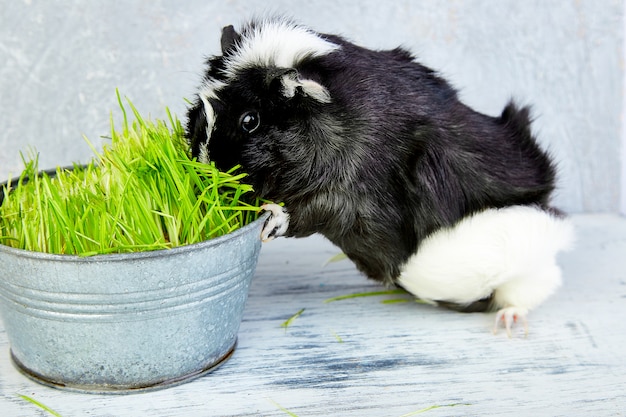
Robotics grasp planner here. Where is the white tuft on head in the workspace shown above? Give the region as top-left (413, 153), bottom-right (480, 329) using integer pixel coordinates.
top-left (223, 18), bottom-right (340, 78)
top-left (194, 18), bottom-right (339, 162)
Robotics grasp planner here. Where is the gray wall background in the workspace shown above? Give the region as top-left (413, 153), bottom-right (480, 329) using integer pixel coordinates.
top-left (1, 0), bottom-right (623, 214)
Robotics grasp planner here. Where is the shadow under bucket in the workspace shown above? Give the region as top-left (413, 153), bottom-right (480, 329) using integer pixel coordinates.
top-left (0, 192), bottom-right (267, 393)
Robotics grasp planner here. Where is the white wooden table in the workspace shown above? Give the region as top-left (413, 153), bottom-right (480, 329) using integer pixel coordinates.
top-left (1, 214), bottom-right (625, 417)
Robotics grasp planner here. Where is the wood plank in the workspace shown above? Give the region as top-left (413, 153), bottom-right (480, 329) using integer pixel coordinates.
top-left (0, 214), bottom-right (625, 416)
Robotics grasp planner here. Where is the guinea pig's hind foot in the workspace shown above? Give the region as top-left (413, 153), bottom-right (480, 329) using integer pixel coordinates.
top-left (493, 307), bottom-right (529, 338)
top-left (260, 203), bottom-right (290, 242)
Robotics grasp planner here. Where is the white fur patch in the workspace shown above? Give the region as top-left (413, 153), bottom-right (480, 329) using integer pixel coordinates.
top-left (199, 79), bottom-right (224, 129)
top-left (223, 18), bottom-right (340, 79)
top-left (197, 79), bottom-right (225, 159)
top-left (299, 78), bottom-right (331, 103)
top-left (279, 73), bottom-right (332, 103)
top-left (196, 141), bottom-right (209, 164)
top-left (398, 206), bottom-right (574, 311)
top-left (280, 74), bottom-right (300, 98)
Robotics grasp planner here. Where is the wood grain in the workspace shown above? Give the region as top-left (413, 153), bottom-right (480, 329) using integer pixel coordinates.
top-left (1, 214), bottom-right (625, 416)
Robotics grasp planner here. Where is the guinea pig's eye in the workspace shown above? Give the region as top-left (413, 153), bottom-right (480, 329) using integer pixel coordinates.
top-left (239, 110), bottom-right (260, 134)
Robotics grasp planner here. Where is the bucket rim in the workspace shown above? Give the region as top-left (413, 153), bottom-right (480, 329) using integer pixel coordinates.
top-left (0, 212), bottom-right (268, 262)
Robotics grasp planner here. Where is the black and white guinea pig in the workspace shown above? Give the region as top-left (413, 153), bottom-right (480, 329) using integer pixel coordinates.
top-left (186, 17), bottom-right (573, 335)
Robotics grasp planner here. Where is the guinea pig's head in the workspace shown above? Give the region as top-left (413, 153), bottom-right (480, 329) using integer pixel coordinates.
top-left (186, 18), bottom-right (342, 199)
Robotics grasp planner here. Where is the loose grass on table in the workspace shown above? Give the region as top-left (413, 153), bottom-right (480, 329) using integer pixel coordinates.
top-left (0, 94), bottom-right (262, 255)
top-left (280, 308), bottom-right (305, 330)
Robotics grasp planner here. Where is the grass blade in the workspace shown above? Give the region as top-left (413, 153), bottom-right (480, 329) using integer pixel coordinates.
top-left (398, 403), bottom-right (471, 416)
top-left (0, 94), bottom-right (268, 255)
top-left (323, 252), bottom-right (348, 266)
top-left (324, 289), bottom-right (409, 303)
top-left (280, 308), bottom-right (305, 329)
top-left (17, 394), bottom-right (63, 417)
top-left (269, 399), bottom-right (300, 417)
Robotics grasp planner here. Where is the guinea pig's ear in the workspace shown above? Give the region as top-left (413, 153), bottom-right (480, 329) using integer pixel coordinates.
top-left (267, 68), bottom-right (331, 104)
top-left (221, 25), bottom-right (241, 55)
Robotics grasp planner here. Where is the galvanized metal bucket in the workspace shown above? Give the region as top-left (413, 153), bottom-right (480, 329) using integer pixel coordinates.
top-left (0, 209), bottom-right (267, 393)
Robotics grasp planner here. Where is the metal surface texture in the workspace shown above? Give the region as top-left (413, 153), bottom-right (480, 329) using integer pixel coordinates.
top-left (0, 213), bottom-right (267, 393)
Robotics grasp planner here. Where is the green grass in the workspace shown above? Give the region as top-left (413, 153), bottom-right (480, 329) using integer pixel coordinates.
top-left (17, 394), bottom-right (63, 417)
top-left (0, 92), bottom-right (262, 255)
top-left (280, 308), bottom-right (305, 330)
top-left (269, 400), bottom-right (470, 417)
top-left (323, 289), bottom-right (410, 303)
top-left (397, 403), bottom-right (472, 416)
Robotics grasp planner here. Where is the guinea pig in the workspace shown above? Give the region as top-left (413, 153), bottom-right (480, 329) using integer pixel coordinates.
top-left (186, 17), bottom-right (574, 336)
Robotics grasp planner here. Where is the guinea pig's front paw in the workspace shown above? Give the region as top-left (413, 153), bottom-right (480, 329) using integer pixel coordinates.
top-left (260, 204), bottom-right (290, 242)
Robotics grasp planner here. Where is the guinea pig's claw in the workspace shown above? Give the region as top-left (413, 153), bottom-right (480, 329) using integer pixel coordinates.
top-left (260, 203), bottom-right (290, 242)
top-left (493, 307), bottom-right (529, 338)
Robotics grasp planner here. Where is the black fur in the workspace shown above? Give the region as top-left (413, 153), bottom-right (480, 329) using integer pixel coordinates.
top-left (186, 19), bottom-right (557, 288)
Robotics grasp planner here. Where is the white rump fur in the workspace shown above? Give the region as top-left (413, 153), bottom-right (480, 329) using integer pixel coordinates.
top-left (398, 205), bottom-right (574, 311)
